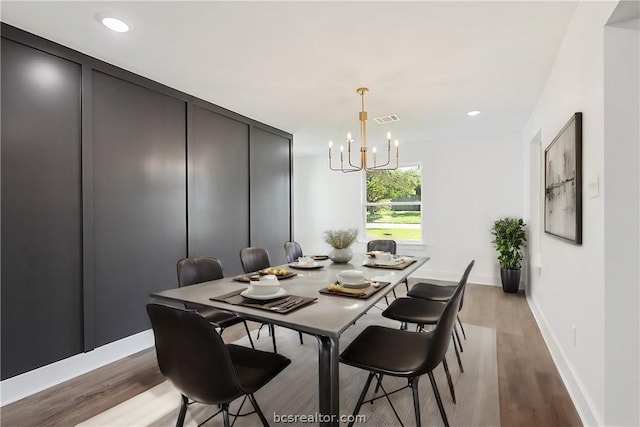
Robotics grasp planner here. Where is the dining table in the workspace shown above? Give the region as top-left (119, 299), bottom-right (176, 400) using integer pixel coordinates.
top-left (150, 253), bottom-right (429, 426)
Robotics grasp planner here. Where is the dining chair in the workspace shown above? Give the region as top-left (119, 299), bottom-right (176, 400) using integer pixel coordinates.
top-left (408, 262), bottom-right (473, 343)
top-left (284, 241), bottom-right (303, 263)
top-left (146, 304), bottom-right (291, 427)
top-left (380, 260), bottom-right (475, 404)
top-left (367, 239), bottom-right (406, 296)
top-left (239, 246), bottom-right (304, 351)
top-left (339, 268), bottom-right (466, 427)
top-left (177, 256), bottom-right (254, 349)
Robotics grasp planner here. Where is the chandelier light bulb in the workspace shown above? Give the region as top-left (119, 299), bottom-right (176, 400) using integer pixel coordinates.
top-left (328, 141), bottom-right (333, 148)
top-left (347, 132), bottom-right (352, 141)
top-left (387, 132), bottom-right (391, 140)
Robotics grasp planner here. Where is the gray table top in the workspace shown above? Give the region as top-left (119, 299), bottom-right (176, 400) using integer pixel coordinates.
top-left (150, 254), bottom-right (429, 338)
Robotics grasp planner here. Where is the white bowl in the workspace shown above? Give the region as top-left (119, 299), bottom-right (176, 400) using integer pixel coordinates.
top-left (337, 270), bottom-right (367, 285)
top-left (248, 276), bottom-right (280, 295)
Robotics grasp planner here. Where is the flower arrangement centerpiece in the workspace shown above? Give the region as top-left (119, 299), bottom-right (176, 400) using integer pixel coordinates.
top-left (323, 228), bottom-right (358, 263)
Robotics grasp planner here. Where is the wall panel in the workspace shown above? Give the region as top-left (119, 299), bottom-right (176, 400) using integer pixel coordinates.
top-left (0, 39), bottom-right (83, 379)
top-left (188, 106), bottom-right (249, 276)
top-left (250, 127), bottom-right (292, 265)
top-left (92, 71), bottom-right (187, 346)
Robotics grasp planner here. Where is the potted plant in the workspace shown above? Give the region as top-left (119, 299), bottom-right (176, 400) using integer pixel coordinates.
top-left (323, 228), bottom-right (358, 263)
top-left (491, 217), bottom-right (526, 293)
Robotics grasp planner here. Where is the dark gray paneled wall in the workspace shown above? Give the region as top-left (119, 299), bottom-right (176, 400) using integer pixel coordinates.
top-left (0, 24), bottom-right (292, 379)
top-left (188, 106), bottom-right (249, 276)
top-left (1, 39), bottom-right (83, 379)
top-left (92, 71), bottom-right (188, 346)
top-left (250, 127), bottom-right (292, 266)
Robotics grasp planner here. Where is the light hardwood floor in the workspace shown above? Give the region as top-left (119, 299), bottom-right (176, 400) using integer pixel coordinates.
top-left (0, 283), bottom-right (582, 426)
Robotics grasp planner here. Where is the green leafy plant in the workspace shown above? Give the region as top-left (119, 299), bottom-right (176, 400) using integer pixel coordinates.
top-left (323, 228), bottom-right (358, 249)
top-left (491, 218), bottom-right (527, 269)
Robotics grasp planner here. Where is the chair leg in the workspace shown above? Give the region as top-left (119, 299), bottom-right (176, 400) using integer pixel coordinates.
top-left (410, 377), bottom-right (421, 427)
top-left (349, 372), bottom-right (376, 427)
top-left (175, 394), bottom-right (188, 427)
top-left (373, 373), bottom-right (384, 397)
top-left (247, 393), bottom-right (269, 427)
top-left (384, 295), bottom-right (390, 305)
top-left (298, 331), bottom-right (304, 345)
top-left (221, 403), bottom-right (231, 427)
top-left (428, 371), bottom-right (450, 427)
top-left (454, 324), bottom-right (464, 352)
top-left (269, 324), bottom-right (277, 353)
top-left (452, 332), bottom-right (464, 373)
top-left (243, 320), bottom-right (255, 349)
top-left (457, 315), bottom-right (467, 340)
top-left (404, 279), bottom-right (409, 293)
top-left (392, 288), bottom-right (398, 298)
top-left (442, 358), bottom-right (456, 404)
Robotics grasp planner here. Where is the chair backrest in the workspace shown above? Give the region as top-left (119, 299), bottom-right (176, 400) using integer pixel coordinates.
top-left (146, 304), bottom-right (244, 404)
top-left (177, 257), bottom-right (224, 287)
top-left (367, 239), bottom-right (397, 255)
top-left (239, 247), bottom-right (270, 273)
top-left (458, 260), bottom-right (474, 311)
top-left (284, 241), bottom-right (303, 263)
top-left (423, 260), bottom-right (474, 372)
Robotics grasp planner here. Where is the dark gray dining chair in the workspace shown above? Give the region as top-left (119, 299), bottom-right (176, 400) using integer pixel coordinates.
top-left (284, 241), bottom-right (303, 263)
top-left (381, 260), bottom-right (475, 404)
top-left (147, 304), bottom-right (291, 427)
top-left (367, 239), bottom-right (406, 297)
top-left (339, 265), bottom-right (466, 427)
top-left (177, 256), bottom-right (254, 349)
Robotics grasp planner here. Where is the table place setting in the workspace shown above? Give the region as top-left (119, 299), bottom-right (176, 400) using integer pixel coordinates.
top-left (319, 270), bottom-right (390, 299)
top-left (232, 268), bottom-right (297, 282)
top-left (363, 251), bottom-right (417, 270)
top-left (209, 277), bottom-right (316, 314)
top-left (289, 256), bottom-right (325, 270)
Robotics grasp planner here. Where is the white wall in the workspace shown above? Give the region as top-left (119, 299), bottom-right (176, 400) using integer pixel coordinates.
top-left (293, 132), bottom-right (523, 286)
top-left (603, 14), bottom-right (639, 427)
top-left (522, 2), bottom-right (618, 425)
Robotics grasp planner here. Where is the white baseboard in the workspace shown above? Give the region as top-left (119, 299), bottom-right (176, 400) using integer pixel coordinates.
top-left (0, 330), bottom-right (154, 407)
top-left (526, 295), bottom-right (602, 426)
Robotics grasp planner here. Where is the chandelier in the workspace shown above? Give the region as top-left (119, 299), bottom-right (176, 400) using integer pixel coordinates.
top-left (328, 87), bottom-right (399, 172)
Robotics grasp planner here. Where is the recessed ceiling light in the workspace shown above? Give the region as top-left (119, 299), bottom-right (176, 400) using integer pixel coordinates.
top-left (467, 110), bottom-right (481, 117)
top-left (102, 17), bottom-right (130, 33)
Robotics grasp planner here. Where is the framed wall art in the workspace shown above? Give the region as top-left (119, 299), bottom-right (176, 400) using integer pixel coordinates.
top-left (544, 112), bottom-right (582, 244)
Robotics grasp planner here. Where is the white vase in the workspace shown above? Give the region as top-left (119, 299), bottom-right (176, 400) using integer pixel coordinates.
top-left (329, 247), bottom-right (353, 263)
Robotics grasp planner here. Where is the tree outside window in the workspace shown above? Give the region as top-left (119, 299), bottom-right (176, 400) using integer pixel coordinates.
top-left (364, 165), bottom-right (422, 242)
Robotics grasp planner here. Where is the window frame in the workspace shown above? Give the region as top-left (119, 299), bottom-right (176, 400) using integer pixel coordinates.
top-left (361, 162), bottom-right (424, 245)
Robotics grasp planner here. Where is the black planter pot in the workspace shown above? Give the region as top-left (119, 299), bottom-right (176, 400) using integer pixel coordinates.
top-left (500, 268), bottom-right (521, 293)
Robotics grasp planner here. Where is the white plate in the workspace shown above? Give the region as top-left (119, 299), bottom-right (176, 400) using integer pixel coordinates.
top-left (289, 262), bottom-right (322, 269)
top-left (241, 287), bottom-right (287, 300)
top-left (339, 280), bottom-right (371, 289)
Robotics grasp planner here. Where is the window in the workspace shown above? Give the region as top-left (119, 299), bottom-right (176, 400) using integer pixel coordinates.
top-left (363, 164), bottom-right (422, 243)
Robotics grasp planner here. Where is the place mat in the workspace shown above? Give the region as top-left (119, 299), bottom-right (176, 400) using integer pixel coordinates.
top-left (210, 289), bottom-right (316, 314)
top-left (232, 271), bottom-right (297, 282)
top-left (363, 258), bottom-right (417, 270)
top-left (319, 281), bottom-right (390, 299)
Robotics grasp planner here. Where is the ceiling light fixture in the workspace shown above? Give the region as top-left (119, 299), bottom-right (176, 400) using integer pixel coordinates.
top-left (328, 87), bottom-right (399, 173)
top-left (102, 17), bottom-right (130, 33)
top-left (467, 110), bottom-right (481, 116)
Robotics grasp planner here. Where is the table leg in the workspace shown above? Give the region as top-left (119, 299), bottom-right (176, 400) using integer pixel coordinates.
top-left (317, 335), bottom-right (340, 426)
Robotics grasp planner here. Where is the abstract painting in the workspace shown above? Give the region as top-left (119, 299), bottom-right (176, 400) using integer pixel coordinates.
top-left (544, 112), bottom-right (582, 244)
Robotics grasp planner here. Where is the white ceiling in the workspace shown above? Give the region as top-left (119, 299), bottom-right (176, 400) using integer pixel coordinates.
top-left (1, 1), bottom-right (578, 155)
